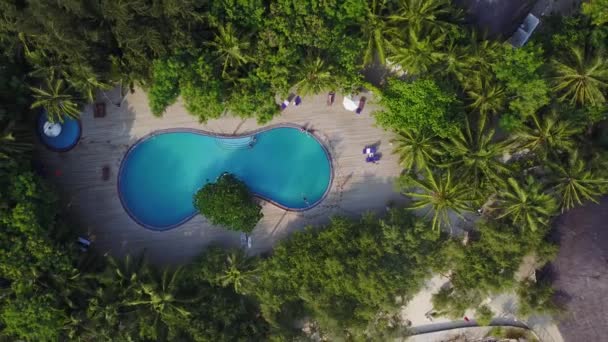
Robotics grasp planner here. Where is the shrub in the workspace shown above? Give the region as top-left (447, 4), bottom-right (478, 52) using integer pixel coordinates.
top-left (193, 174), bottom-right (262, 232)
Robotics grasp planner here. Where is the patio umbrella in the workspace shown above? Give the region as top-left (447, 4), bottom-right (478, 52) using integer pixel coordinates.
top-left (342, 96), bottom-right (358, 111)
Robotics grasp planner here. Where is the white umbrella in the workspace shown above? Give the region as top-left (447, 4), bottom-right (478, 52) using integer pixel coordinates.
top-left (342, 96), bottom-right (358, 112)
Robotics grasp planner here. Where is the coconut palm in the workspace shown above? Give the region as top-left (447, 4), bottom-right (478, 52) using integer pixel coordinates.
top-left (495, 176), bottom-right (558, 231)
top-left (439, 38), bottom-right (473, 84)
top-left (466, 76), bottom-right (506, 118)
top-left (216, 250), bottom-right (258, 295)
top-left (391, 129), bottom-right (442, 172)
top-left (552, 47), bottom-right (608, 106)
top-left (293, 57), bottom-right (335, 96)
top-left (511, 113), bottom-right (581, 156)
top-left (360, 0), bottom-right (395, 66)
top-left (400, 168), bottom-right (473, 231)
top-left (30, 77), bottom-right (80, 123)
top-left (390, 0), bottom-right (460, 35)
top-left (441, 120), bottom-right (511, 192)
top-left (390, 28), bottom-right (446, 75)
top-left (206, 23), bottom-right (251, 77)
top-left (548, 151), bottom-right (608, 212)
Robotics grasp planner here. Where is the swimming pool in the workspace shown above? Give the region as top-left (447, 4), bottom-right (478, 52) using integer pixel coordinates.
top-left (118, 126), bottom-right (332, 230)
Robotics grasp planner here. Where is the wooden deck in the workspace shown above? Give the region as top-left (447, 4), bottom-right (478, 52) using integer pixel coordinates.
top-left (36, 88), bottom-right (406, 265)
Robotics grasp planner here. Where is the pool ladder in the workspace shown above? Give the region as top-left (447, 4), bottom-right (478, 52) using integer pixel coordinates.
top-left (215, 136), bottom-right (255, 150)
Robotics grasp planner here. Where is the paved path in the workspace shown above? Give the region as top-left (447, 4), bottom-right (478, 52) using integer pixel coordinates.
top-left (410, 318), bottom-right (529, 335)
top-left (36, 87), bottom-right (406, 265)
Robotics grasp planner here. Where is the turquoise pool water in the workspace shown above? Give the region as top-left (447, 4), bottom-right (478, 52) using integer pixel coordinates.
top-left (118, 127), bottom-right (332, 230)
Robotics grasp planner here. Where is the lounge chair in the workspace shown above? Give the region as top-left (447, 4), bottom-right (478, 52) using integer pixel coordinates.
top-left (77, 237), bottom-right (91, 252)
top-left (295, 95), bottom-right (302, 106)
top-left (240, 233), bottom-right (247, 247)
top-left (94, 102), bottom-right (106, 118)
top-left (327, 92), bottom-right (335, 106)
top-left (356, 97), bottom-right (367, 114)
top-left (102, 165), bottom-right (110, 181)
top-left (247, 235), bottom-right (252, 249)
top-left (281, 100), bottom-right (290, 111)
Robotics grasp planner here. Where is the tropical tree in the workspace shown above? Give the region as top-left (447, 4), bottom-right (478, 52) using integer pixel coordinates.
top-left (511, 113), bottom-right (581, 157)
top-left (206, 23), bottom-right (251, 77)
top-left (293, 57), bottom-right (335, 96)
top-left (360, 0), bottom-right (394, 66)
top-left (494, 177), bottom-right (558, 231)
top-left (216, 250), bottom-right (258, 295)
top-left (390, 29), bottom-right (446, 75)
top-left (552, 47), bottom-right (608, 106)
top-left (439, 38), bottom-right (473, 85)
top-left (30, 78), bottom-right (80, 123)
top-left (466, 76), bottom-right (506, 118)
top-left (441, 120), bottom-right (511, 193)
top-left (399, 169), bottom-right (473, 231)
top-left (548, 151), bottom-right (608, 212)
top-left (0, 121), bottom-right (31, 174)
top-left (390, 0), bottom-right (459, 35)
top-left (391, 129), bottom-right (442, 172)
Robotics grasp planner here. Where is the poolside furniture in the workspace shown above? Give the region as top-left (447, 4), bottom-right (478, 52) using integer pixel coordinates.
top-left (356, 97), bottom-right (367, 115)
top-left (281, 100), bottom-right (290, 111)
top-left (295, 95), bottom-right (302, 106)
top-left (327, 92), bottom-right (335, 106)
top-left (240, 233), bottom-right (247, 247)
top-left (247, 235), bottom-right (252, 249)
top-left (342, 96), bottom-right (358, 111)
top-left (94, 102), bottom-right (106, 118)
top-left (362, 146), bottom-right (377, 155)
top-left (77, 237), bottom-right (91, 252)
top-left (102, 165), bottom-right (110, 181)
top-left (510, 13), bottom-right (540, 48)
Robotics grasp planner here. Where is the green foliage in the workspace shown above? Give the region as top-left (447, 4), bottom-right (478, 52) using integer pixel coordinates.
top-left (1, 293), bottom-right (68, 341)
top-left (495, 177), bottom-right (558, 231)
top-left (193, 173), bottom-right (262, 232)
top-left (148, 58), bottom-right (182, 116)
top-left (390, 129), bottom-right (441, 171)
top-left (191, 247), bottom-right (259, 295)
top-left (30, 78), bottom-right (80, 123)
top-left (583, 0), bottom-right (608, 26)
top-left (475, 305), bottom-right (494, 326)
top-left (376, 78), bottom-right (463, 137)
top-left (492, 44), bottom-right (550, 117)
top-left (253, 210), bottom-right (446, 337)
top-left (516, 279), bottom-right (561, 318)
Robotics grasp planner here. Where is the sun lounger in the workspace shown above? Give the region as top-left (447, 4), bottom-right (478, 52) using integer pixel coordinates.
top-left (240, 233), bottom-right (247, 247)
top-left (77, 237), bottom-right (91, 252)
top-left (327, 92), bottom-right (335, 106)
top-left (295, 96), bottom-right (302, 106)
top-left (356, 97), bottom-right (366, 114)
top-left (281, 100), bottom-right (290, 111)
top-left (102, 165), bottom-right (110, 181)
top-left (247, 235), bottom-right (252, 249)
top-left (94, 102), bottom-right (106, 118)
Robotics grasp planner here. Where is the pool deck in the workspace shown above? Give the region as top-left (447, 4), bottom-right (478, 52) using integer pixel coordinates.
top-left (36, 88), bottom-right (406, 265)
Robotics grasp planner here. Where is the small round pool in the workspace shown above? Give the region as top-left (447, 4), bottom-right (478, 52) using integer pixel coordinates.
top-left (37, 112), bottom-right (82, 151)
top-left (118, 126), bottom-right (333, 230)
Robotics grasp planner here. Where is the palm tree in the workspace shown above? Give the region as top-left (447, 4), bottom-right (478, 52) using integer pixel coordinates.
top-left (65, 65), bottom-right (112, 103)
top-left (390, 0), bottom-right (460, 34)
top-left (548, 151), bottom-right (608, 212)
top-left (399, 168), bottom-right (473, 231)
top-left (360, 0), bottom-right (395, 66)
top-left (552, 47), bottom-right (608, 106)
top-left (206, 23), bottom-right (251, 77)
top-left (466, 76), bottom-right (506, 118)
top-left (441, 120), bottom-right (511, 192)
top-left (30, 77), bottom-right (80, 123)
top-left (391, 129), bottom-right (442, 172)
top-left (390, 28), bottom-right (446, 75)
top-left (216, 250), bottom-right (258, 295)
top-left (495, 177), bottom-right (557, 231)
top-left (293, 57), bottom-right (335, 96)
top-left (439, 38), bottom-right (472, 84)
top-left (511, 113), bottom-right (581, 157)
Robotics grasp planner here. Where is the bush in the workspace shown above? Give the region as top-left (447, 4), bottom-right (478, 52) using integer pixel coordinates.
top-left (193, 174), bottom-right (262, 232)
top-left (475, 305), bottom-right (494, 326)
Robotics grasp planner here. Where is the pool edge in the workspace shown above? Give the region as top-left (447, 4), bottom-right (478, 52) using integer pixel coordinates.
top-left (117, 123), bottom-right (335, 231)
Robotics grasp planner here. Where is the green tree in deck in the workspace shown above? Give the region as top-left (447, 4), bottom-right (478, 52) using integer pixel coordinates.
top-left (552, 47), bottom-right (608, 107)
top-left (398, 169), bottom-right (472, 231)
top-left (466, 76), bottom-right (507, 118)
top-left (494, 177), bottom-right (557, 231)
top-left (390, 28), bottom-right (446, 75)
top-left (376, 78), bottom-right (462, 137)
top-left (193, 173), bottom-right (262, 232)
top-left (391, 129), bottom-right (441, 172)
top-left (30, 78), bottom-right (80, 123)
top-left (548, 151), bottom-right (608, 212)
